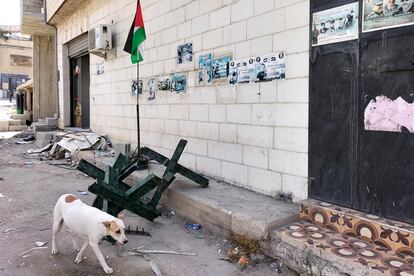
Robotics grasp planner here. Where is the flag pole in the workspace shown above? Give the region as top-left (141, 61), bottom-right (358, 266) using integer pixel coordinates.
top-left (136, 58), bottom-right (140, 151)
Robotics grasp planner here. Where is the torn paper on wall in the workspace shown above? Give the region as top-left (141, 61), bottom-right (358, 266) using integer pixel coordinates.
top-left (364, 96), bottom-right (414, 133)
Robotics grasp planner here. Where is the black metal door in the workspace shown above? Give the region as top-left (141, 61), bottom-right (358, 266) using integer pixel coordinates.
top-left (309, 1), bottom-right (414, 224)
top-left (309, 48), bottom-right (357, 207)
top-left (357, 31), bottom-right (414, 224)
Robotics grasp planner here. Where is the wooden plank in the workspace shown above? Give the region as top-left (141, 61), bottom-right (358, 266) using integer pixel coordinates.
top-left (88, 183), bottom-right (161, 221)
top-left (165, 139), bottom-right (187, 174)
top-left (76, 159), bottom-right (105, 180)
top-left (141, 147), bottom-right (209, 187)
top-left (125, 174), bottom-right (160, 199)
top-left (111, 153), bottom-right (129, 173)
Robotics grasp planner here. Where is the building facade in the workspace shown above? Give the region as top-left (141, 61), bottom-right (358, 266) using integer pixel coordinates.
top-left (0, 33), bottom-right (32, 97)
top-left (47, 0), bottom-right (309, 202)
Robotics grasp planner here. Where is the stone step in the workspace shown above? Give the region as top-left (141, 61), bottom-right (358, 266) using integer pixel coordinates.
top-left (264, 219), bottom-right (414, 276)
top-left (77, 150), bottom-right (299, 240)
top-left (33, 122), bottom-right (56, 132)
top-left (45, 117), bottom-right (57, 126)
top-left (300, 199), bottom-right (414, 252)
top-left (8, 125), bottom-right (27, 131)
top-left (0, 121), bottom-right (9, 132)
top-left (8, 119), bottom-right (22, 126)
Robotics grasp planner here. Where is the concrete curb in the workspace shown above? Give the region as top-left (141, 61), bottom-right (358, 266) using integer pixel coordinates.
top-left (78, 151), bottom-right (298, 240)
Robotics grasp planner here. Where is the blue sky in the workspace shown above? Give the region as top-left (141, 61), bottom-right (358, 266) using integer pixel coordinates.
top-left (0, 0), bottom-right (20, 25)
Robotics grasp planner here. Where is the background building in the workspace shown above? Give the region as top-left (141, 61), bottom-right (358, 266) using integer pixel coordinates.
top-left (20, 0), bottom-right (57, 121)
top-left (0, 26), bottom-right (32, 98)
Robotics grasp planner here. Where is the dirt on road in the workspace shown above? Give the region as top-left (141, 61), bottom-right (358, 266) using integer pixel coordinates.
top-left (0, 139), bottom-right (293, 276)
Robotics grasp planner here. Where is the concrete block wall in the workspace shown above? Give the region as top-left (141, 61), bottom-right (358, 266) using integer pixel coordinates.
top-left (54, 0), bottom-right (310, 202)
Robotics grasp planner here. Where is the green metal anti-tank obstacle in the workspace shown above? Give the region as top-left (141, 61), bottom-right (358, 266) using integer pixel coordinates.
top-left (76, 139), bottom-right (209, 221)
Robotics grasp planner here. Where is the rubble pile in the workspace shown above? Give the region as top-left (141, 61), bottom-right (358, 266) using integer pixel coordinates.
top-left (25, 131), bottom-right (110, 162)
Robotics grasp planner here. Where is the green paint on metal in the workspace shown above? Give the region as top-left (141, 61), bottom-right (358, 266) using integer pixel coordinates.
top-left (76, 139), bottom-right (209, 221)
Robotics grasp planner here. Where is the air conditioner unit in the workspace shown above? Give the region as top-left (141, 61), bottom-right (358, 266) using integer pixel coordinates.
top-left (89, 24), bottom-right (112, 58)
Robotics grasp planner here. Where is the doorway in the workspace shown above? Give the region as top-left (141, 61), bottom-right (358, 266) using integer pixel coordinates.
top-left (69, 54), bottom-right (90, 128)
top-left (309, 1), bottom-right (414, 224)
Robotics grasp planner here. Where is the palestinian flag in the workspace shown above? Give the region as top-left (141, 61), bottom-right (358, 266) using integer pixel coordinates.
top-left (124, 0), bottom-right (146, 64)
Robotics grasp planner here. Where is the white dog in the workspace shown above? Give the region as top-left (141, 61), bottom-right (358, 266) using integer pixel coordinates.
top-left (51, 194), bottom-right (128, 274)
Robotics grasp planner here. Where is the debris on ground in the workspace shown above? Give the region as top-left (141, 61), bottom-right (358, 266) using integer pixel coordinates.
top-left (270, 261), bottom-right (283, 273)
top-left (185, 223), bottom-right (202, 230)
top-left (34, 241), bottom-right (48, 247)
top-left (143, 254), bottom-right (163, 276)
top-left (76, 190), bottom-right (88, 196)
top-left (15, 141), bottom-right (31, 145)
top-left (19, 130), bottom-right (112, 171)
top-left (23, 135), bottom-right (35, 142)
top-left (39, 227), bottom-right (51, 231)
top-left (3, 228), bottom-right (14, 233)
top-left (216, 234), bottom-right (280, 272)
top-left (23, 161), bottom-right (33, 166)
top-left (0, 193), bottom-right (4, 198)
top-left (164, 210), bottom-right (175, 218)
top-left (25, 131), bottom-right (110, 162)
top-left (18, 247), bottom-right (48, 257)
top-left (53, 132), bottom-right (109, 155)
top-left (238, 255), bottom-right (249, 270)
top-left (130, 249), bottom-right (197, 256)
top-left (184, 222), bottom-right (206, 239)
top-left (125, 226), bottom-right (152, 237)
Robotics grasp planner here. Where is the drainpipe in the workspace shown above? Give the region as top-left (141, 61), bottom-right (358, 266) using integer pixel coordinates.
top-left (52, 25), bottom-right (59, 123)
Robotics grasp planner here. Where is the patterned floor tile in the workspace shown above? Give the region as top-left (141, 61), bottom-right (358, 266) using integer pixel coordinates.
top-left (280, 221), bottom-right (414, 276)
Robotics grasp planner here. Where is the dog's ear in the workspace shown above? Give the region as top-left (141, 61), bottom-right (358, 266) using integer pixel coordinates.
top-left (102, 221), bottom-right (111, 228)
top-left (117, 213), bottom-right (125, 220)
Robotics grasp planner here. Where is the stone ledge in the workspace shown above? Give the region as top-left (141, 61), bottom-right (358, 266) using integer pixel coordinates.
top-left (78, 150), bottom-right (298, 240)
top-left (262, 230), bottom-right (381, 276)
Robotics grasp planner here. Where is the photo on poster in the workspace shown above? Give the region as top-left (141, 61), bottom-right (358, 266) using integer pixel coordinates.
top-left (229, 58), bottom-right (255, 85)
top-left (131, 80), bottom-right (143, 96)
top-left (148, 79), bottom-right (156, 101)
top-left (158, 75), bottom-right (171, 91)
top-left (254, 52), bottom-right (286, 82)
top-left (364, 95), bottom-right (414, 133)
top-left (177, 43), bottom-right (193, 64)
top-left (229, 64), bottom-right (239, 86)
top-left (198, 53), bottom-right (212, 85)
top-left (312, 2), bottom-right (359, 46)
top-left (171, 74), bottom-right (187, 93)
top-left (96, 62), bottom-right (104, 75)
top-left (363, 0), bottom-right (414, 32)
top-left (212, 55), bottom-right (232, 80)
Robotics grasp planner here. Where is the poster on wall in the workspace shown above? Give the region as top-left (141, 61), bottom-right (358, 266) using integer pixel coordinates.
top-left (177, 43), bottom-right (193, 64)
top-left (312, 2), bottom-right (359, 46)
top-left (158, 75), bottom-right (171, 91)
top-left (364, 95), bottom-right (414, 133)
top-left (254, 52), bottom-right (286, 82)
top-left (229, 57), bottom-right (255, 85)
top-left (198, 53), bottom-right (212, 85)
top-left (96, 62), bottom-right (104, 75)
top-left (171, 74), bottom-right (187, 93)
top-left (212, 56), bottom-right (232, 80)
top-left (131, 80), bottom-right (143, 96)
top-left (363, 0), bottom-right (414, 32)
top-left (148, 79), bottom-right (156, 101)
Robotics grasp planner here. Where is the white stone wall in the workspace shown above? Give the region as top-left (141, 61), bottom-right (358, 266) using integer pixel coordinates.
top-left (54, 0), bottom-right (310, 202)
